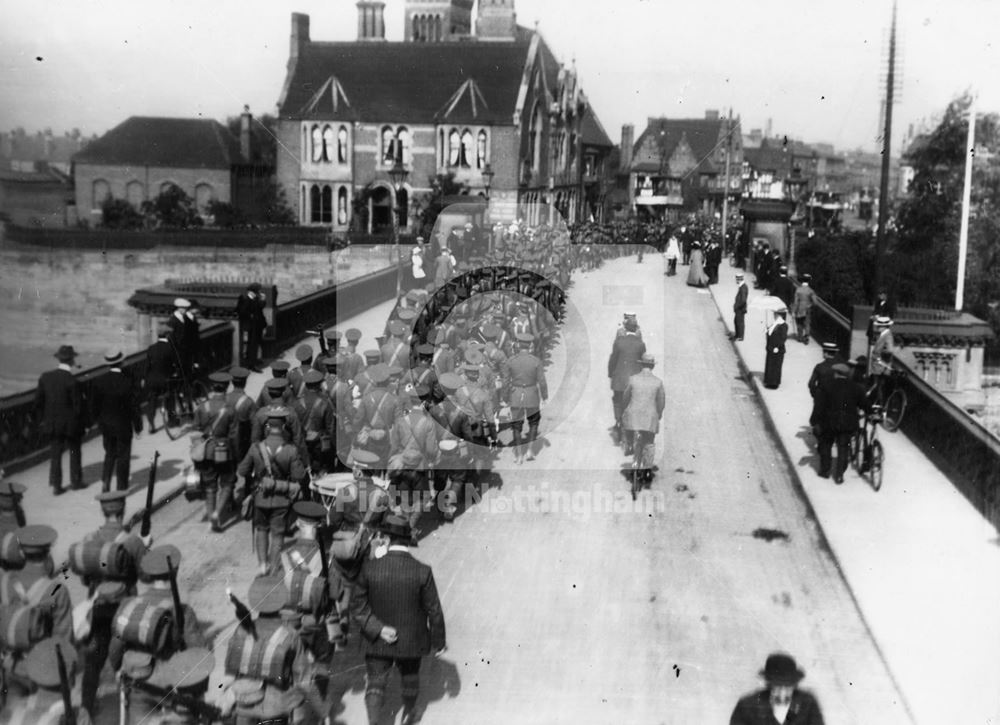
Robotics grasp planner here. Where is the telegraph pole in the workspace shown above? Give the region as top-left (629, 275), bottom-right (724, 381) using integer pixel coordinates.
top-left (873, 0), bottom-right (898, 301)
top-left (721, 108), bottom-right (733, 250)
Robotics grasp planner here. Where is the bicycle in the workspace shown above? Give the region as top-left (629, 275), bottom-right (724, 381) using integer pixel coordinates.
top-left (866, 367), bottom-right (907, 433)
top-left (852, 405), bottom-right (885, 492)
top-left (625, 430), bottom-right (655, 500)
top-left (157, 374), bottom-right (209, 440)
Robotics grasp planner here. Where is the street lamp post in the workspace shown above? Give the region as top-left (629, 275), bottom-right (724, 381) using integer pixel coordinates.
top-left (481, 163), bottom-right (495, 254)
top-left (389, 159), bottom-right (409, 299)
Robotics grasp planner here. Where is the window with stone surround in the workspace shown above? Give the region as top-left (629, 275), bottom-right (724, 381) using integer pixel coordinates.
top-left (92, 179), bottom-right (110, 210)
top-left (311, 125), bottom-right (323, 163)
top-left (338, 126), bottom-right (348, 164)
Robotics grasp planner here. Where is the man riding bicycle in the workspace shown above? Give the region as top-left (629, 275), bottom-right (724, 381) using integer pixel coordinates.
top-left (621, 353), bottom-right (666, 485)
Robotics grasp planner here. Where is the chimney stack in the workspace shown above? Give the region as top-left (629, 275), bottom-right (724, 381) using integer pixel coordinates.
top-left (357, 1), bottom-right (386, 41)
top-left (620, 124), bottom-right (635, 172)
top-left (705, 109), bottom-right (719, 121)
top-left (290, 13), bottom-right (310, 62)
top-left (240, 105), bottom-right (252, 162)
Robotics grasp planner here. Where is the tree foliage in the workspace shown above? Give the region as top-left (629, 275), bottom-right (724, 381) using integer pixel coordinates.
top-left (99, 197), bottom-right (145, 230)
top-left (225, 112), bottom-right (279, 166)
top-left (413, 172), bottom-right (470, 240)
top-left (142, 183), bottom-right (202, 229)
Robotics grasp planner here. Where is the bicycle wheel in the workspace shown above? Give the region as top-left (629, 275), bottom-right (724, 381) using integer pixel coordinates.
top-left (869, 440), bottom-right (884, 491)
top-left (162, 400), bottom-right (185, 441)
top-left (882, 388), bottom-right (907, 433)
top-left (851, 429), bottom-right (865, 472)
top-left (189, 380), bottom-right (210, 408)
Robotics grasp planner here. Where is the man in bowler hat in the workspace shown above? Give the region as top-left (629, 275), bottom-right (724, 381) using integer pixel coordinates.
top-left (730, 652), bottom-right (825, 724)
top-left (36, 345), bottom-right (86, 494)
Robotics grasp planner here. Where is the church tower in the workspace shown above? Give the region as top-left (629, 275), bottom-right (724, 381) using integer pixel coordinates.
top-left (476, 0), bottom-right (517, 40)
top-left (405, 0), bottom-right (474, 42)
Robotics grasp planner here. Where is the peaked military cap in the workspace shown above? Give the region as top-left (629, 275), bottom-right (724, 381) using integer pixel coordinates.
top-left (292, 501), bottom-right (326, 523)
top-left (368, 365), bottom-right (390, 385)
top-left (388, 321), bottom-right (406, 336)
top-left (349, 449), bottom-right (380, 469)
top-left (229, 366), bottom-right (250, 381)
top-left (270, 360), bottom-right (291, 373)
top-left (96, 489), bottom-right (129, 515)
top-left (515, 332), bottom-right (535, 343)
top-left (141, 544), bottom-right (182, 579)
top-left (265, 407), bottom-right (290, 420)
top-left (208, 372), bottom-right (231, 385)
top-left (0, 481), bottom-right (26, 499)
top-left (16, 524), bottom-right (57, 556)
top-left (156, 647), bottom-right (214, 693)
top-left (364, 350), bottom-right (381, 364)
top-left (345, 328), bottom-right (362, 342)
top-left (303, 369), bottom-right (325, 386)
top-left (438, 373), bottom-right (464, 392)
top-left (247, 576), bottom-right (288, 615)
top-left (295, 345), bottom-right (314, 362)
top-left (24, 637), bottom-right (77, 689)
top-left (265, 378), bottom-right (288, 391)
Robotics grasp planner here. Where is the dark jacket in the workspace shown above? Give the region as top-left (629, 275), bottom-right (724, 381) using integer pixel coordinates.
top-left (608, 333), bottom-right (646, 392)
top-left (236, 291), bottom-right (267, 329)
top-left (734, 282), bottom-right (749, 314)
top-left (355, 549), bottom-right (446, 659)
top-left (815, 375), bottom-right (870, 433)
top-left (90, 369), bottom-right (143, 438)
top-left (237, 433), bottom-right (307, 510)
top-left (36, 367), bottom-right (85, 437)
top-left (145, 339), bottom-right (177, 389)
top-left (730, 688), bottom-right (825, 725)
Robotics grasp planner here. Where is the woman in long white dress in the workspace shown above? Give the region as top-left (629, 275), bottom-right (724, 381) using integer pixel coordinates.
top-left (686, 241), bottom-right (708, 287)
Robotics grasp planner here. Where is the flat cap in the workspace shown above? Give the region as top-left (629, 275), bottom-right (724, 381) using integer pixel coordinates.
top-left (140, 544), bottom-right (182, 579)
top-left (295, 345), bottom-right (314, 362)
top-left (292, 501), bottom-right (326, 523)
top-left (248, 576), bottom-right (288, 615)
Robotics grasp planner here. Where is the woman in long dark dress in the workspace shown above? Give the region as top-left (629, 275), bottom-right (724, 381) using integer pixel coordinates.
top-left (763, 309), bottom-right (788, 389)
top-left (686, 242), bottom-right (708, 287)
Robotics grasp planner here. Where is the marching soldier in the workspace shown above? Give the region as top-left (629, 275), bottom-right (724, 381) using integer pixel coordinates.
top-left (289, 344), bottom-right (316, 398)
top-left (257, 361), bottom-right (294, 407)
top-left (227, 366), bottom-right (258, 463)
top-left (502, 333), bottom-right (548, 464)
top-left (294, 370), bottom-right (336, 479)
top-left (75, 490), bottom-right (149, 716)
top-left (322, 355), bottom-right (355, 470)
top-left (251, 380), bottom-right (305, 453)
top-left (6, 637), bottom-right (92, 724)
top-left (193, 371), bottom-right (238, 531)
top-left (342, 328), bottom-right (365, 381)
top-left (352, 365), bottom-right (400, 469)
top-left (238, 410), bottom-right (308, 575)
top-left (431, 330), bottom-right (457, 378)
top-left (352, 351), bottom-right (383, 400)
top-left (388, 385), bottom-right (440, 535)
top-left (380, 321), bottom-right (411, 369)
top-left (409, 344), bottom-right (441, 403)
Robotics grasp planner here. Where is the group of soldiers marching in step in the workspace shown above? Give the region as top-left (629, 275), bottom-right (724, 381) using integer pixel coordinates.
top-left (0, 220), bottom-right (644, 724)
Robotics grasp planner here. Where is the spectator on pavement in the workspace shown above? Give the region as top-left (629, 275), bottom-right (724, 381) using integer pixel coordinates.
top-left (35, 345), bottom-right (85, 495)
top-left (812, 362), bottom-right (870, 483)
top-left (686, 242), bottom-right (708, 287)
top-left (730, 652), bottom-right (825, 725)
top-left (763, 309), bottom-right (788, 389)
top-left (731, 273), bottom-right (748, 342)
top-left (236, 282), bottom-right (267, 372)
top-left (791, 274), bottom-right (816, 344)
top-left (663, 234), bottom-right (680, 276)
top-left (89, 349), bottom-right (143, 492)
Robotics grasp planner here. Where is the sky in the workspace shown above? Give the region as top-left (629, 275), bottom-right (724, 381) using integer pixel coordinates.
top-left (1, 0), bottom-right (997, 153)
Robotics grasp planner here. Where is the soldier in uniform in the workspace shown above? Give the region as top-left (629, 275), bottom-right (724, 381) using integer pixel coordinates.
top-left (76, 489), bottom-right (149, 716)
top-left (342, 328), bottom-right (365, 381)
top-left (808, 342), bottom-right (845, 428)
top-left (193, 371), bottom-right (238, 531)
top-left (257, 360), bottom-right (294, 407)
top-left (621, 354), bottom-right (666, 484)
top-left (289, 345), bottom-right (316, 399)
top-left (353, 365), bottom-right (400, 469)
top-left (0, 480), bottom-right (26, 536)
top-left (295, 370), bottom-right (336, 479)
top-left (608, 317), bottom-right (646, 446)
top-left (502, 333), bottom-right (548, 464)
top-left (380, 321), bottom-right (411, 369)
top-left (251, 380), bottom-right (305, 452)
top-left (6, 637), bottom-right (91, 725)
top-left (352, 351), bottom-right (383, 400)
top-left (431, 330), bottom-right (457, 378)
top-left (408, 344), bottom-right (441, 403)
top-left (227, 366), bottom-right (258, 464)
top-left (388, 385), bottom-right (439, 535)
top-left (322, 355), bottom-right (355, 470)
top-left (238, 410), bottom-right (308, 575)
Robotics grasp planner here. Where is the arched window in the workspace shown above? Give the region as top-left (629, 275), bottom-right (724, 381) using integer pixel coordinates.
top-left (195, 183), bottom-right (214, 214)
top-left (92, 179), bottom-right (110, 209)
top-left (301, 126), bottom-right (308, 163)
top-left (311, 125), bottom-right (323, 163)
top-left (381, 126), bottom-right (396, 164)
top-left (396, 188), bottom-right (408, 228)
top-left (310, 185), bottom-right (321, 223)
top-left (126, 181), bottom-right (144, 209)
top-left (529, 103), bottom-right (543, 171)
top-left (477, 130), bottom-right (488, 169)
top-left (321, 186), bottom-right (333, 223)
top-left (338, 126), bottom-right (348, 164)
top-left (322, 126), bottom-right (335, 162)
top-left (460, 130), bottom-right (474, 168)
top-left (439, 129), bottom-right (446, 166)
top-left (300, 185), bottom-right (306, 222)
top-left (448, 130), bottom-right (461, 167)
top-left (338, 186), bottom-right (349, 225)
top-left (412, 15), bottom-right (420, 41)
top-left (434, 15), bottom-right (442, 41)
top-left (397, 127), bottom-right (411, 166)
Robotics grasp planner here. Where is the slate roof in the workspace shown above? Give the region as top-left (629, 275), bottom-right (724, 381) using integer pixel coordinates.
top-left (580, 106), bottom-right (613, 148)
top-left (73, 117), bottom-right (239, 169)
top-left (280, 40), bottom-right (537, 124)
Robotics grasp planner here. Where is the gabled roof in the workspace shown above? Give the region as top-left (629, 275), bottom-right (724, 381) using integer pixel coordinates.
top-left (632, 117), bottom-right (725, 173)
top-left (300, 76), bottom-right (356, 119)
top-left (437, 79), bottom-right (490, 121)
top-left (580, 102), bottom-right (613, 148)
top-left (73, 117), bottom-right (238, 169)
top-left (280, 40), bottom-right (535, 124)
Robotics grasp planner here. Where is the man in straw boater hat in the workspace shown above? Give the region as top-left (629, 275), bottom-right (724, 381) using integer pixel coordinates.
top-left (36, 344), bottom-right (86, 495)
top-left (89, 348), bottom-right (143, 493)
top-left (729, 652), bottom-right (825, 725)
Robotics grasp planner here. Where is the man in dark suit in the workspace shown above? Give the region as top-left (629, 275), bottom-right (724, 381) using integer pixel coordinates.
top-left (144, 327), bottom-right (177, 431)
top-left (813, 362), bottom-right (870, 483)
top-left (90, 349), bottom-right (143, 492)
top-left (730, 652), bottom-right (825, 725)
top-left (167, 297), bottom-right (191, 376)
top-left (35, 345), bottom-right (86, 494)
top-left (608, 318), bottom-right (646, 443)
top-left (731, 272), bottom-right (749, 341)
top-left (807, 342), bottom-right (844, 428)
top-left (236, 282), bottom-right (267, 372)
top-left (763, 309), bottom-right (788, 389)
top-left (355, 515), bottom-right (446, 725)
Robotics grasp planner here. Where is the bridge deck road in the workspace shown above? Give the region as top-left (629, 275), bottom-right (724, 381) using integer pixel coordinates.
top-left (104, 254), bottom-right (910, 724)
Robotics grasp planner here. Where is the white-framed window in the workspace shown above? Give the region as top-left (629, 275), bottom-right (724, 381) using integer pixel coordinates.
top-left (398, 127), bottom-right (412, 166)
top-left (309, 184), bottom-right (333, 224)
top-left (338, 126), bottom-right (348, 164)
top-left (448, 130), bottom-right (461, 167)
top-left (461, 130), bottom-right (474, 168)
top-left (126, 180), bottom-right (144, 209)
top-left (322, 126), bottom-right (335, 163)
top-left (381, 126), bottom-right (396, 165)
top-left (311, 125), bottom-right (323, 163)
top-left (195, 183), bottom-right (214, 214)
top-left (477, 129), bottom-right (488, 169)
top-left (337, 186), bottom-right (349, 225)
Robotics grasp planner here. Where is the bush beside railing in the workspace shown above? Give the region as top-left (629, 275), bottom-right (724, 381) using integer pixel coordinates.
top-left (3, 224), bottom-right (330, 250)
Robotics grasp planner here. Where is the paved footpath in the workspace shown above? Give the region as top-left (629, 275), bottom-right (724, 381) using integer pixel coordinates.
top-left (707, 263), bottom-right (1000, 725)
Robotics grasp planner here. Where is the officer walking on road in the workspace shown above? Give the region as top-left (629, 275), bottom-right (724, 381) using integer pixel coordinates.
top-left (501, 333), bottom-right (548, 464)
